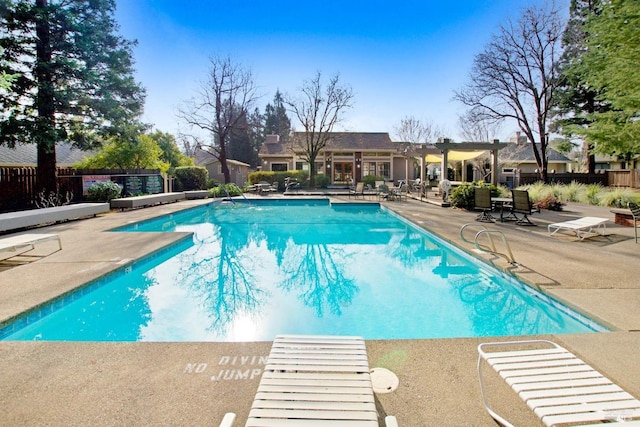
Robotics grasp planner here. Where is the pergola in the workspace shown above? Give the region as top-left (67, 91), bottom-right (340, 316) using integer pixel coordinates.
top-left (407, 139), bottom-right (509, 185)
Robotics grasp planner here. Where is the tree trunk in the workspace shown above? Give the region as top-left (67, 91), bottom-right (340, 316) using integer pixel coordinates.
top-left (308, 154), bottom-right (317, 187)
top-left (35, 0), bottom-right (58, 194)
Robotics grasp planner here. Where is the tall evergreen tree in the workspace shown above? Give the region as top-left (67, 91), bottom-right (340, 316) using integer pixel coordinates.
top-left (553, 0), bottom-right (607, 173)
top-left (0, 0), bottom-right (145, 194)
top-left (264, 90), bottom-right (291, 142)
top-left (572, 0), bottom-right (640, 162)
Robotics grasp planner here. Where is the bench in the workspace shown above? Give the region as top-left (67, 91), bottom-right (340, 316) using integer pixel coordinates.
top-left (611, 208), bottom-right (634, 227)
top-left (0, 203), bottom-right (110, 233)
top-left (109, 192), bottom-right (185, 210)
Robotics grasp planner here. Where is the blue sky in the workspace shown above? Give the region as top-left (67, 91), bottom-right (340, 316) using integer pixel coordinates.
top-left (115, 0), bottom-right (555, 142)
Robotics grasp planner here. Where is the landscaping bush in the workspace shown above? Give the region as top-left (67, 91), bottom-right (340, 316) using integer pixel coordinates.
top-left (450, 181), bottom-right (500, 210)
top-left (87, 181), bottom-right (122, 201)
top-left (313, 174), bottom-right (330, 188)
top-left (248, 170), bottom-right (309, 191)
top-left (173, 166), bottom-right (208, 191)
top-left (361, 175), bottom-right (385, 189)
top-left (209, 183), bottom-right (243, 198)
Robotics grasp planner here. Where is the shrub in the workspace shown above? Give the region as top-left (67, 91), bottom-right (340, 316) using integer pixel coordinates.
top-left (314, 174), bottom-right (331, 188)
top-left (87, 181), bottom-right (122, 202)
top-left (597, 187), bottom-right (639, 208)
top-left (361, 175), bottom-right (385, 189)
top-left (248, 170), bottom-right (309, 191)
top-left (536, 195), bottom-right (564, 211)
top-left (578, 183), bottom-right (604, 205)
top-left (209, 183), bottom-right (243, 198)
top-left (450, 181), bottom-right (499, 210)
top-left (173, 166), bottom-right (208, 191)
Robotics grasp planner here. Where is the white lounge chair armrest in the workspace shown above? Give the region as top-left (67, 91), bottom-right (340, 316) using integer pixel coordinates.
top-left (219, 412), bottom-right (236, 427)
top-left (385, 415), bottom-right (399, 427)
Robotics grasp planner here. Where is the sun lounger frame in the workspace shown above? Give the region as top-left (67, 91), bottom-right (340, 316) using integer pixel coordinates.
top-left (478, 340), bottom-right (640, 427)
top-left (547, 217), bottom-right (608, 241)
top-left (0, 233), bottom-right (61, 258)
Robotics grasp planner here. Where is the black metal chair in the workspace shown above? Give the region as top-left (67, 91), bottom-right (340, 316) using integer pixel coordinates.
top-left (511, 189), bottom-right (536, 226)
top-left (474, 187), bottom-right (495, 223)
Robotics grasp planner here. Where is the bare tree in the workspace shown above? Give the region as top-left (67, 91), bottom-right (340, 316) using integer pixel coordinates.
top-left (285, 72), bottom-right (354, 187)
top-left (453, 4), bottom-right (564, 182)
top-left (178, 56), bottom-right (259, 183)
top-left (457, 109), bottom-right (502, 143)
top-left (394, 116), bottom-right (443, 144)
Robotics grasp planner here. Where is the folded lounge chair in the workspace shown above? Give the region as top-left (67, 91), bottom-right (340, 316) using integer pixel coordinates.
top-left (221, 334), bottom-right (398, 426)
top-left (0, 233), bottom-right (61, 258)
top-left (547, 217), bottom-right (608, 241)
top-left (478, 340), bottom-right (640, 427)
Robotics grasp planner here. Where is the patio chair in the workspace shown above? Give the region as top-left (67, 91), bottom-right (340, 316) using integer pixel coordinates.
top-left (478, 340), bottom-right (640, 427)
top-left (220, 334), bottom-right (398, 426)
top-left (349, 181), bottom-right (366, 199)
top-left (548, 216), bottom-right (608, 241)
top-left (474, 187), bottom-right (495, 223)
top-left (629, 201), bottom-right (640, 243)
top-left (511, 189), bottom-right (536, 226)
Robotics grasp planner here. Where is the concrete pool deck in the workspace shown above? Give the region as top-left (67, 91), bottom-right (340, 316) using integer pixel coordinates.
top-left (0, 195), bottom-right (638, 426)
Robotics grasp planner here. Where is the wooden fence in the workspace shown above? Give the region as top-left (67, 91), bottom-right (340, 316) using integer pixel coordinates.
top-left (0, 167), bottom-right (164, 213)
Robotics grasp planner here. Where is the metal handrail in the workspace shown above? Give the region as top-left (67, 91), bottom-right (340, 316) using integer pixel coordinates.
top-left (460, 223), bottom-right (517, 265)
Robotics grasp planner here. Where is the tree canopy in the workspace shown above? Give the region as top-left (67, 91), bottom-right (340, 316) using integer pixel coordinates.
top-left (567, 0), bottom-right (640, 159)
top-left (75, 133), bottom-right (170, 172)
top-left (454, 3), bottom-right (564, 182)
top-left (0, 0), bottom-right (145, 193)
top-left (285, 72), bottom-right (354, 186)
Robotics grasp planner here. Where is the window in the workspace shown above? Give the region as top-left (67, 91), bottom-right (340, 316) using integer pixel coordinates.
top-left (295, 162), bottom-right (305, 170)
top-left (271, 163), bottom-right (288, 172)
top-left (362, 161), bottom-right (390, 179)
top-left (377, 162), bottom-right (390, 179)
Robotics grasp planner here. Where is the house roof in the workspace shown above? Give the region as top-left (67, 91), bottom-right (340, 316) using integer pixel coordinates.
top-left (193, 146), bottom-right (250, 167)
top-left (0, 143), bottom-right (96, 167)
top-left (499, 142), bottom-right (571, 164)
top-left (259, 132), bottom-right (401, 156)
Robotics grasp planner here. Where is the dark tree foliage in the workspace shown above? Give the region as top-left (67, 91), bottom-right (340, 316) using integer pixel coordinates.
top-left (0, 0), bottom-right (145, 193)
top-left (552, 0), bottom-right (608, 173)
top-left (264, 90), bottom-right (291, 142)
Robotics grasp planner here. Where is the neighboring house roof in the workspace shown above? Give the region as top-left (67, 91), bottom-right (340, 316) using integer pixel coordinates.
top-left (0, 143), bottom-right (96, 167)
top-left (194, 146), bottom-right (250, 167)
top-left (499, 142), bottom-right (571, 164)
top-left (259, 132), bottom-right (401, 157)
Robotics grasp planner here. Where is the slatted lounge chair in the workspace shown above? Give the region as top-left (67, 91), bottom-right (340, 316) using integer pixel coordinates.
top-left (478, 340), bottom-right (640, 427)
top-left (349, 182), bottom-right (366, 199)
top-left (0, 233), bottom-right (61, 258)
top-left (547, 217), bottom-right (608, 241)
top-left (220, 334), bottom-right (398, 426)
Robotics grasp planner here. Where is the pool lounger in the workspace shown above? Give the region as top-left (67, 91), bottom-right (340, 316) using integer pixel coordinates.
top-left (478, 340), bottom-right (640, 427)
top-left (0, 233), bottom-right (61, 257)
top-left (220, 334), bottom-right (398, 426)
top-left (547, 216), bottom-right (608, 240)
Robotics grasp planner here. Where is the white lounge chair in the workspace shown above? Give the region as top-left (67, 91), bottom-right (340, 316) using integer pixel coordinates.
top-left (547, 217), bottom-right (608, 241)
top-left (0, 233), bottom-right (61, 259)
top-left (478, 340), bottom-right (640, 427)
top-left (221, 334), bottom-right (398, 426)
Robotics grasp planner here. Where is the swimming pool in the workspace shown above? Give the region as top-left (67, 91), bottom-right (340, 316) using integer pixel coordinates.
top-left (0, 199), bottom-right (605, 341)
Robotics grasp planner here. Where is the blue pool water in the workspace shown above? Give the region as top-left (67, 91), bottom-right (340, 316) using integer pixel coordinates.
top-left (1, 199), bottom-right (605, 341)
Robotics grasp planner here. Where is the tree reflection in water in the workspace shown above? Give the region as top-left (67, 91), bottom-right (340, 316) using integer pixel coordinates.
top-left (279, 243), bottom-right (357, 317)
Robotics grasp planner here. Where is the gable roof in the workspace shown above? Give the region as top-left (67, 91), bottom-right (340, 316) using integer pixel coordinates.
top-left (499, 142), bottom-right (571, 164)
top-left (193, 146), bottom-right (250, 167)
top-left (259, 132), bottom-right (400, 156)
top-left (0, 143), bottom-right (97, 167)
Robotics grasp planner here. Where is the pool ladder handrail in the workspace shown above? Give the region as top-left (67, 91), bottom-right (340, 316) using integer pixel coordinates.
top-left (460, 223), bottom-right (517, 265)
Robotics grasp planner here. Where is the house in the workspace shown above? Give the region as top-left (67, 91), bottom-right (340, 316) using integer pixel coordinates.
top-left (259, 132), bottom-right (410, 185)
top-left (194, 146), bottom-right (250, 186)
top-left (497, 140), bottom-right (572, 187)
